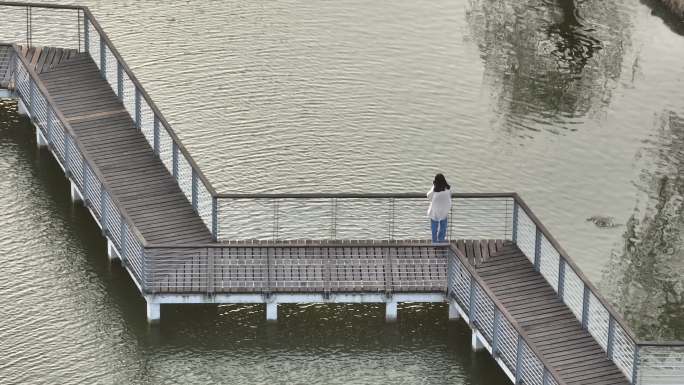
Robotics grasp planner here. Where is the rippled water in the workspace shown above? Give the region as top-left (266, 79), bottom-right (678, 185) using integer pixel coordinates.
top-left (0, 0), bottom-right (683, 383)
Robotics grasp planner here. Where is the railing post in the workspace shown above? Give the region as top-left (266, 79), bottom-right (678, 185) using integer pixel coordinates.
top-left (116, 61), bottom-right (123, 101)
top-left (135, 88), bottom-right (141, 129)
top-left (100, 187), bottom-right (107, 232)
top-left (607, 316), bottom-right (616, 359)
top-left (82, 162), bottom-right (88, 205)
top-left (83, 15), bottom-right (89, 53)
top-left (272, 199), bottom-right (279, 241)
top-left (388, 197), bottom-right (395, 240)
top-left (99, 35), bottom-right (106, 78)
top-left (515, 335), bottom-right (524, 384)
top-left (120, 219), bottom-right (127, 261)
top-left (64, 136), bottom-right (71, 176)
top-left (46, 106), bottom-right (52, 144)
top-left (542, 369), bottom-right (549, 385)
top-left (534, 227), bottom-right (542, 272)
top-left (468, 278), bottom-right (476, 326)
top-left (330, 198), bottom-right (337, 240)
top-left (153, 116), bottom-right (160, 155)
top-left (206, 247), bottom-right (214, 294)
top-left (211, 196), bottom-right (218, 241)
top-left (581, 284), bottom-right (590, 329)
top-left (29, 79), bottom-right (35, 117)
top-left (191, 169), bottom-right (198, 211)
top-left (492, 310), bottom-right (501, 356)
top-left (512, 199), bottom-right (519, 243)
top-left (172, 142), bottom-right (178, 179)
top-left (631, 344), bottom-right (640, 384)
top-left (558, 259), bottom-right (566, 300)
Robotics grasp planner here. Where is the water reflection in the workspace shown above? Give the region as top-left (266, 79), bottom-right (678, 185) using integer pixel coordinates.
top-left (466, 0), bottom-right (627, 134)
top-left (604, 111), bottom-right (684, 340)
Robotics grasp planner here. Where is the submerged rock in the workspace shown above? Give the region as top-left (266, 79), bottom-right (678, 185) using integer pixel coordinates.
top-left (586, 215), bottom-right (621, 228)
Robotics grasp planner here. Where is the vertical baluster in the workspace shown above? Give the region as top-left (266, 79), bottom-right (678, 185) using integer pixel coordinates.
top-left (515, 335), bottom-right (524, 384)
top-left (100, 186), bottom-right (107, 232)
top-left (82, 161), bottom-right (88, 205)
top-left (330, 197), bottom-right (336, 240)
top-left (29, 79), bottom-right (34, 117)
top-left (534, 227), bottom-right (542, 272)
top-left (99, 36), bottom-right (106, 78)
top-left (272, 199), bottom-right (279, 241)
top-left (607, 316), bottom-right (616, 359)
top-left (512, 199), bottom-right (519, 244)
top-left (468, 278), bottom-right (476, 326)
top-left (46, 106), bottom-right (52, 145)
top-left (211, 196), bottom-right (218, 241)
top-left (172, 142), bottom-right (178, 179)
top-left (388, 197), bottom-right (395, 240)
top-left (191, 169), bottom-right (198, 211)
top-left (153, 115), bottom-right (160, 155)
top-left (83, 15), bottom-right (89, 53)
top-left (631, 344), bottom-right (640, 384)
top-left (558, 259), bottom-right (566, 300)
top-left (117, 61), bottom-right (123, 101)
top-left (64, 135), bottom-right (71, 176)
top-left (120, 218), bottom-right (127, 261)
top-left (135, 88), bottom-right (141, 129)
top-left (581, 284), bottom-right (590, 329)
top-left (492, 310), bottom-right (501, 356)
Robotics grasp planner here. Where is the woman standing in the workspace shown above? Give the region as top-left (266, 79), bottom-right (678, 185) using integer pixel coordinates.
top-left (427, 173), bottom-right (452, 243)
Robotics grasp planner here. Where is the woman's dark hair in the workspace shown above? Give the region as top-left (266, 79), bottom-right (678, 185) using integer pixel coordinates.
top-left (433, 173), bottom-right (450, 192)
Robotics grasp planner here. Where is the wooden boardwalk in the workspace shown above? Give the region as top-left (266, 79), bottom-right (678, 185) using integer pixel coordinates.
top-left (1, 3), bottom-right (681, 382)
top-left (20, 46), bottom-right (213, 244)
top-left (459, 240), bottom-right (629, 385)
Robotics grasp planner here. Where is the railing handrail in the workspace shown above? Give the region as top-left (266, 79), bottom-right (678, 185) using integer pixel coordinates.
top-left (215, 192), bottom-right (516, 199)
top-left (10, 42), bottom-right (148, 248)
top-left (0, 1), bottom-right (80, 10)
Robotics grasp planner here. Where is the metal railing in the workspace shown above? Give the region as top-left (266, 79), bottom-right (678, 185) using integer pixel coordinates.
top-left (448, 244), bottom-right (563, 385)
top-left (144, 243), bottom-right (448, 295)
top-left (10, 41), bottom-right (146, 291)
top-left (511, 194), bottom-right (684, 384)
top-left (0, 3), bottom-right (682, 384)
top-left (214, 193), bottom-right (514, 241)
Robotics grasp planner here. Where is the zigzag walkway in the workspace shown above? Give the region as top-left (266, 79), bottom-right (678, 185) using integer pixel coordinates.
top-left (19, 46), bottom-right (213, 244)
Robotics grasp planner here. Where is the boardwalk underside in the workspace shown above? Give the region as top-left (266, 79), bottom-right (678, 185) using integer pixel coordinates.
top-left (459, 240), bottom-right (629, 385)
top-left (20, 47), bottom-right (213, 244)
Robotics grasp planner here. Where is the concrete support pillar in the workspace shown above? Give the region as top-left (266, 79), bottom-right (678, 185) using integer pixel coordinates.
top-left (70, 181), bottom-right (83, 203)
top-left (266, 302), bottom-right (278, 321)
top-left (472, 330), bottom-right (486, 351)
top-left (18, 99), bottom-right (29, 117)
top-left (107, 239), bottom-right (120, 261)
top-left (385, 301), bottom-right (398, 322)
top-left (36, 127), bottom-right (47, 148)
top-left (146, 301), bottom-right (160, 324)
top-left (448, 300), bottom-right (461, 321)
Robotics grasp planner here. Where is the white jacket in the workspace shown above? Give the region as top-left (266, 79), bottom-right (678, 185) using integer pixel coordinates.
top-left (427, 186), bottom-right (451, 220)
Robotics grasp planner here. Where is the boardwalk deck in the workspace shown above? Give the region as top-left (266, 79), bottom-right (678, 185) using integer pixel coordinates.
top-left (462, 240), bottom-right (629, 385)
top-left (2, 2), bottom-right (681, 380)
top-left (20, 47), bottom-right (213, 244)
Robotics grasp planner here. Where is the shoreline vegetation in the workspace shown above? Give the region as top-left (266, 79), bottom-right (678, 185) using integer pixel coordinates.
top-left (660, 0), bottom-right (684, 16)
